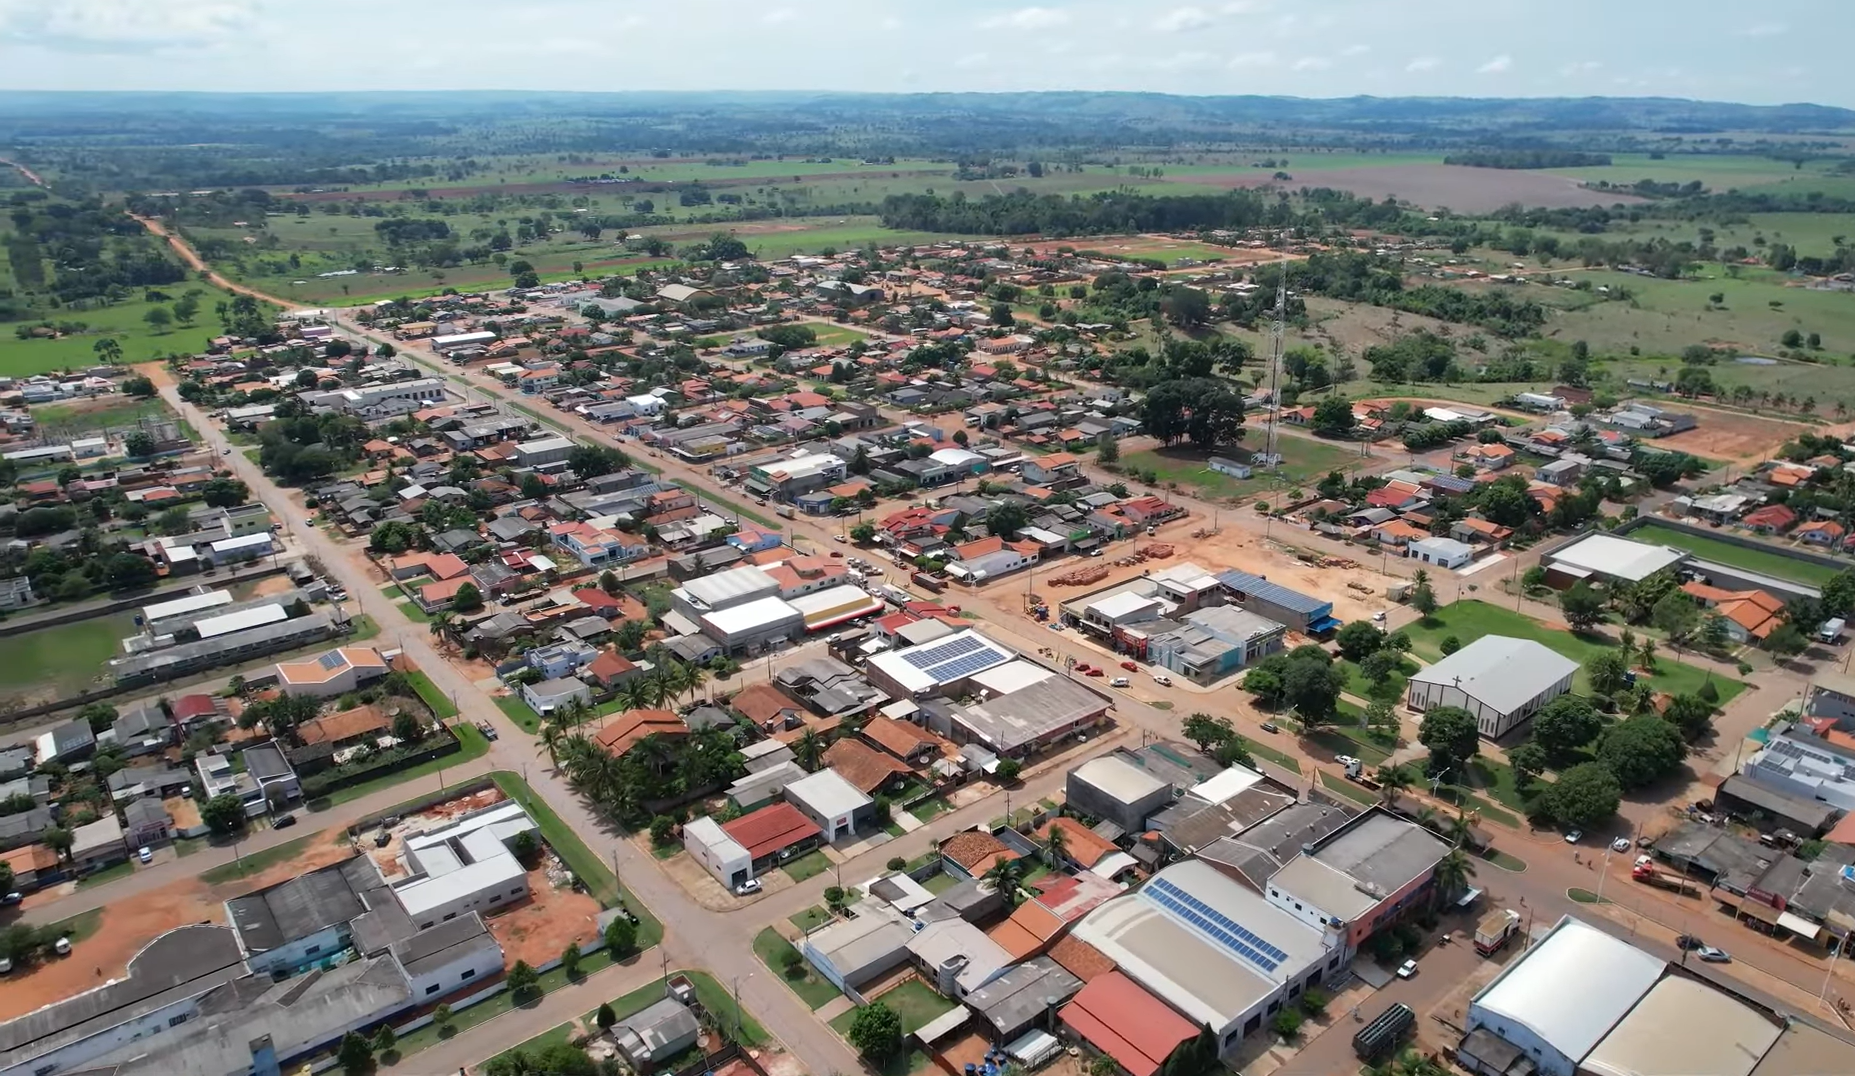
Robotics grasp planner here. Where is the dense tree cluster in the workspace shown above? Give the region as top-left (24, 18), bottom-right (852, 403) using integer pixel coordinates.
top-left (1442, 150), bottom-right (1613, 169)
top-left (1140, 377), bottom-right (1246, 451)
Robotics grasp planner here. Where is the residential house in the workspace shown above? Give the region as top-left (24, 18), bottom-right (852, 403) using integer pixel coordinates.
top-left (1799, 520), bottom-right (1846, 548)
top-left (1682, 581), bottom-right (1787, 644)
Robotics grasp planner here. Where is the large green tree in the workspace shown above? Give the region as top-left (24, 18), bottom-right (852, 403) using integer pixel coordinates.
top-left (1532, 695), bottom-right (1602, 761)
top-left (1559, 581), bottom-right (1606, 630)
top-left (1541, 762), bottom-right (1622, 828)
top-left (1596, 715), bottom-right (1687, 790)
top-left (1418, 706), bottom-right (1480, 776)
top-left (848, 1002), bottom-right (904, 1062)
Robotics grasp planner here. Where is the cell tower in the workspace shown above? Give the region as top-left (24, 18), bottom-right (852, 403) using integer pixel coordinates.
top-left (1263, 234), bottom-right (1289, 470)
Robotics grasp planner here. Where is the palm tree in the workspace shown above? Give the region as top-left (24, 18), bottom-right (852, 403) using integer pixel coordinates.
top-left (539, 719), bottom-right (565, 767)
top-left (1618, 627), bottom-right (1636, 660)
top-left (1444, 809), bottom-right (1476, 849)
top-left (1044, 822), bottom-right (1069, 868)
top-left (1431, 849), bottom-right (1477, 906)
top-left (1638, 637), bottom-right (1657, 671)
top-left (679, 661), bottom-right (708, 705)
top-left (429, 611), bottom-right (455, 642)
top-left (1376, 764), bottom-right (1412, 808)
top-left (983, 856), bottom-right (1026, 908)
top-left (793, 729), bottom-right (824, 771)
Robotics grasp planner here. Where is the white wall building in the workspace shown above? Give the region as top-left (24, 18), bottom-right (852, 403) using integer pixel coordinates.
top-left (683, 816), bottom-right (753, 889)
top-left (1406, 636), bottom-right (1579, 738)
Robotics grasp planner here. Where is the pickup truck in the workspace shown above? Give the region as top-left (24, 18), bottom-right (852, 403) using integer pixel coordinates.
top-left (1632, 864), bottom-right (1700, 896)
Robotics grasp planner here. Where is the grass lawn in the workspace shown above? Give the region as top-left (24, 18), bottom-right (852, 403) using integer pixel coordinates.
top-left (1569, 888), bottom-right (1612, 904)
top-left (921, 871), bottom-right (960, 895)
top-left (1480, 848), bottom-right (1528, 872)
top-left (1244, 739), bottom-right (1303, 773)
top-left (782, 849), bottom-right (832, 883)
top-left (0, 294), bottom-right (233, 376)
top-left (0, 612), bottom-right (138, 700)
top-left (313, 724), bottom-right (489, 809)
top-left (832, 980), bottom-right (955, 1037)
top-left (199, 832), bottom-right (315, 884)
top-left (1339, 657), bottom-right (1417, 701)
top-left (753, 927), bottom-right (844, 1009)
top-left (1318, 770), bottom-right (1379, 806)
top-left (1121, 437), bottom-right (1364, 503)
top-left (910, 797), bottom-right (951, 822)
top-left (48, 907), bottom-right (102, 943)
top-left (494, 694), bottom-right (543, 733)
top-left (33, 396), bottom-right (172, 429)
top-left (347, 615), bottom-right (382, 643)
top-left (1465, 757), bottom-right (1529, 812)
top-left (395, 600), bottom-right (433, 623)
top-left (399, 945), bottom-right (621, 1058)
top-left (402, 670), bottom-right (458, 718)
top-left (808, 323), bottom-right (870, 347)
top-left (789, 905), bottom-right (834, 933)
top-left (76, 861), bottom-right (135, 889)
top-left (681, 969), bottom-right (770, 1046)
top-left (1400, 601), bottom-right (1745, 703)
top-left (1628, 520), bottom-right (1842, 587)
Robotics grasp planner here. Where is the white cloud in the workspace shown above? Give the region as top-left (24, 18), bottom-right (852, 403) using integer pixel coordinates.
top-left (0, 0), bottom-right (258, 46)
top-left (1154, 6), bottom-right (1214, 33)
top-left (1220, 0), bottom-right (1269, 12)
top-left (1228, 50), bottom-right (1277, 68)
top-left (978, 6), bottom-right (1069, 30)
top-left (1476, 54), bottom-right (1512, 74)
top-left (953, 52), bottom-right (989, 68)
top-left (1291, 56), bottom-right (1330, 72)
top-left (1557, 59), bottom-right (1601, 77)
top-left (1339, 44), bottom-right (1370, 58)
top-left (1740, 22), bottom-right (1788, 37)
top-left (760, 7), bottom-right (794, 25)
top-left (1405, 56), bottom-right (1440, 72)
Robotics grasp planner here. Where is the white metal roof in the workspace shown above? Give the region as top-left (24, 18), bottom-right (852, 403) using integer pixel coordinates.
top-left (1188, 764), bottom-right (1265, 805)
top-left (1549, 533), bottom-right (1686, 582)
top-left (970, 660), bottom-right (1055, 696)
top-left (701, 595), bottom-right (802, 637)
top-left (194, 604), bottom-right (288, 639)
top-left (1409, 635), bottom-right (1578, 716)
top-left (1089, 591), bottom-right (1164, 621)
top-left (789, 584), bottom-right (883, 618)
top-left (210, 532), bottom-right (273, 554)
top-left (786, 767), bottom-right (873, 818)
top-left (1471, 917), bottom-right (1664, 1063)
top-left (142, 589), bottom-right (232, 623)
top-left (680, 565), bottom-right (778, 609)
top-left (393, 854), bottom-right (526, 919)
top-left (683, 816), bottom-right (750, 865)
top-left (1072, 755), bottom-right (1167, 805)
top-left (1582, 975), bottom-right (1781, 1076)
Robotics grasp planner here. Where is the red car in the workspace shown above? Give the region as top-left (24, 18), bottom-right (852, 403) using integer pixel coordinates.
top-left (1120, 660), bottom-right (1138, 671)
top-left (1073, 663), bottom-right (1094, 675)
top-left (1084, 667), bottom-right (1104, 677)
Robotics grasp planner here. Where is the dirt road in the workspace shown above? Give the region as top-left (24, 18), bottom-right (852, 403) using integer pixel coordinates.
top-left (0, 158), bottom-right (48, 188)
top-left (131, 214), bottom-right (299, 308)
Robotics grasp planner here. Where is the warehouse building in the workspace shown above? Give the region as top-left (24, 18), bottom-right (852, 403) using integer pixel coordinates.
top-left (1264, 808), bottom-right (1448, 955)
top-left (1071, 859), bottom-right (1335, 1053)
top-left (803, 903), bottom-right (917, 992)
top-left (1066, 754), bottom-right (1174, 834)
top-left (1543, 533), bottom-right (1686, 586)
top-left (1458, 917), bottom-right (1664, 1076)
top-left (682, 816), bottom-right (752, 891)
top-left (784, 768), bottom-right (874, 842)
top-left (1406, 636), bottom-right (1578, 739)
top-left (1580, 975), bottom-right (1783, 1076)
top-left (1215, 569), bottom-right (1339, 634)
top-left (866, 629), bottom-right (1016, 699)
top-left (698, 595), bottom-right (806, 655)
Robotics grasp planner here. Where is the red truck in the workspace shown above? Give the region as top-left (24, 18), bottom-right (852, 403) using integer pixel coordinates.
top-left (1632, 863), bottom-right (1700, 896)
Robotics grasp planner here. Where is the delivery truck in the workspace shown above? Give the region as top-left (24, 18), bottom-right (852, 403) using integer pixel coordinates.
top-left (1474, 909), bottom-right (1521, 956)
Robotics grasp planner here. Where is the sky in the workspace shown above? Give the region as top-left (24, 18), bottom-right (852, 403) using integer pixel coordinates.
top-left (0, 0), bottom-right (1847, 107)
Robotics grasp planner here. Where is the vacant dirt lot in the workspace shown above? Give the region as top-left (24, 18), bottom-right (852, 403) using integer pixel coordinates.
top-left (1652, 405), bottom-right (1811, 465)
top-left (1192, 164), bottom-right (1649, 213)
top-left (0, 880), bottom-right (221, 1020)
top-left (484, 865), bottom-right (603, 967)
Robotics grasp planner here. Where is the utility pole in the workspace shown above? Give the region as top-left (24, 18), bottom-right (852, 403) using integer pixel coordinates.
top-left (1264, 235), bottom-right (1288, 473)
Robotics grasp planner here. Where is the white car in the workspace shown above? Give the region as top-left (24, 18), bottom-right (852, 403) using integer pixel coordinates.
top-left (1564, 830), bottom-right (1583, 844)
top-left (1110, 677), bottom-right (1130, 687)
top-left (1152, 674), bottom-right (1173, 687)
top-left (137, 846), bottom-right (152, 864)
top-left (734, 879), bottom-right (763, 896)
top-left (53, 937), bottom-right (71, 956)
top-left (1610, 837), bottom-right (1632, 853)
top-left (1697, 946), bottom-right (1732, 963)
top-left (1396, 958), bottom-right (1418, 979)
top-left (833, 534), bottom-right (847, 543)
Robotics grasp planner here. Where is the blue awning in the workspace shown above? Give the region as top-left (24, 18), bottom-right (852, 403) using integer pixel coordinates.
top-left (1307, 615), bottom-right (1343, 634)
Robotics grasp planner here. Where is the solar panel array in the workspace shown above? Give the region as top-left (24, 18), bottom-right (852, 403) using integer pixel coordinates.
top-left (901, 634), bottom-right (986, 671)
top-left (929, 647), bottom-right (1006, 681)
top-left (1147, 877), bottom-right (1287, 974)
top-left (317, 651), bottom-right (349, 671)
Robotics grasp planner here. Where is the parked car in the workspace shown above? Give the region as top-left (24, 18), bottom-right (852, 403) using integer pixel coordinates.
top-left (1697, 946), bottom-right (1732, 963)
top-left (1564, 830), bottom-right (1583, 844)
top-left (1396, 958), bottom-right (1418, 979)
top-left (1676, 935), bottom-right (1705, 951)
top-left (1611, 837), bottom-right (1632, 853)
top-left (1, 892), bottom-right (21, 906)
top-left (53, 937), bottom-right (71, 956)
top-left (477, 722), bottom-right (499, 741)
top-left (1152, 673), bottom-right (1173, 687)
top-left (273, 813), bottom-right (297, 829)
top-left (1110, 677), bottom-right (1130, 687)
top-left (137, 846), bottom-right (152, 864)
top-left (0, 956), bottom-right (11, 974)
top-left (833, 534), bottom-right (847, 543)
top-left (1260, 722), bottom-right (1279, 734)
top-left (1119, 661), bottom-right (1138, 671)
top-left (734, 879), bottom-right (763, 896)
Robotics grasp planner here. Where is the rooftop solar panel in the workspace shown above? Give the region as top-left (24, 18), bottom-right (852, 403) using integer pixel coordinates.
top-left (1147, 877), bottom-right (1286, 973)
top-left (902, 634), bottom-right (986, 671)
top-left (316, 651), bottom-right (349, 671)
top-left (929, 649), bottom-right (1004, 681)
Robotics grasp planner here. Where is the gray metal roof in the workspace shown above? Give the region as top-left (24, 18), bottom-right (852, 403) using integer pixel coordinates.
top-left (392, 912), bottom-right (497, 978)
top-left (1310, 810), bottom-right (1450, 896)
top-left (1193, 801), bottom-right (1357, 887)
top-left (0, 925), bottom-right (244, 1067)
top-left (1215, 569), bottom-right (1329, 615)
top-left (963, 956), bottom-right (1082, 1034)
top-left (226, 856), bottom-right (376, 952)
top-left (1408, 635), bottom-right (1579, 715)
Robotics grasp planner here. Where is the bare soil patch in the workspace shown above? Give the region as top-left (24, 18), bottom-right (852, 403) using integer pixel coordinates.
top-left (0, 880), bottom-right (221, 1021)
top-left (1187, 165), bottom-right (1649, 213)
top-left (1652, 405), bottom-right (1812, 465)
top-left (483, 865), bottom-right (603, 967)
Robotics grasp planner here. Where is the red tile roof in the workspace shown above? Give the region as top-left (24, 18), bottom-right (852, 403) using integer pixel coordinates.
top-left (592, 709), bottom-right (686, 757)
top-left (730, 683), bottom-right (798, 726)
top-left (721, 802), bottom-right (821, 860)
top-left (823, 738), bottom-right (912, 793)
top-left (1059, 972), bottom-right (1197, 1076)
